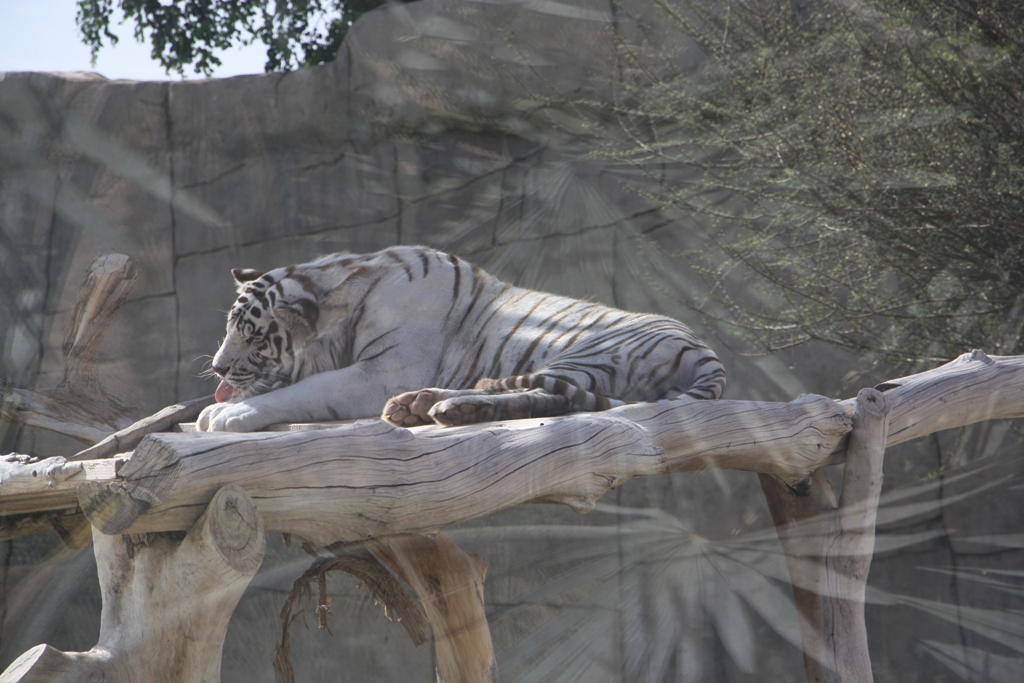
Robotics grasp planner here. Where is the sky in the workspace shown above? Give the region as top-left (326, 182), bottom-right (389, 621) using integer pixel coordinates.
top-left (0, 0), bottom-right (268, 80)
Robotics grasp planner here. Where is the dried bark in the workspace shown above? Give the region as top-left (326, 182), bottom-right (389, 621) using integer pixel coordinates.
top-left (70, 393), bottom-right (215, 461)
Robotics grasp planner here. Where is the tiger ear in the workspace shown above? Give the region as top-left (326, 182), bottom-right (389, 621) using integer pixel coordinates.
top-left (274, 298), bottom-right (319, 342)
top-left (232, 268), bottom-right (264, 284)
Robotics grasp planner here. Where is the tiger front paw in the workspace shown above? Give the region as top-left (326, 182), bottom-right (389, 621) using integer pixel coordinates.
top-left (197, 398), bottom-right (283, 432)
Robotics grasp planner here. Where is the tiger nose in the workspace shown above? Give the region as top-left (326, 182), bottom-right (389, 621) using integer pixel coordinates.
top-left (212, 364), bottom-right (229, 378)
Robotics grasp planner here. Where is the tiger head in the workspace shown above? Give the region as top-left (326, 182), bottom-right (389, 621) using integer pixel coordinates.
top-left (210, 266), bottom-right (320, 402)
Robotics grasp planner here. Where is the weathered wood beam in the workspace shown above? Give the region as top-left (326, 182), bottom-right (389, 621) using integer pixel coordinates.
top-left (0, 485), bottom-right (265, 683)
top-left (821, 388), bottom-right (888, 681)
top-left (758, 466), bottom-right (835, 681)
top-left (77, 394), bottom-right (850, 543)
top-left (0, 455), bottom-right (124, 518)
top-left (831, 349), bottom-right (1021, 454)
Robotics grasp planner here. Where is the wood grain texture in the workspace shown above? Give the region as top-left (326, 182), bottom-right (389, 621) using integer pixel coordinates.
top-left (835, 350), bottom-right (1024, 452)
top-left (70, 394), bottom-right (215, 461)
top-left (821, 388), bottom-right (889, 682)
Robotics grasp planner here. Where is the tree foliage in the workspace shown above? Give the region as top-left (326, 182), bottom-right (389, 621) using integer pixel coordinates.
top-left (611, 0), bottom-right (1024, 365)
top-left (76, 0), bottom-right (399, 76)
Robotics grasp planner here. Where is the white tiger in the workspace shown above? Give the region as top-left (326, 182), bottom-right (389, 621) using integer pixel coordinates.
top-left (197, 246), bottom-right (726, 432)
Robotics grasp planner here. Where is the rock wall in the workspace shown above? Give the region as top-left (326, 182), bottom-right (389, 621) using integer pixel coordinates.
top-left (1, 1), bottom-right (1020, 681)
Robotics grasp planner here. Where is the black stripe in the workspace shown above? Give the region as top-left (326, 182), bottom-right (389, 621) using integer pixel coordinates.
top-left (551, 378), bottom-right (571, 394)
top-left (488, 295), bottom-right (550, 376)
top-left (359, 343), bottom-right (400, 363)
top-left (456, 273), bottom-right (497, 331)
top-left (668, 346), bottom-right (692, 377)
top-left (355, 329), bottom-right (396, 361)
top-left (459, 342), bottom-right (487, 389)
top-left (559, 309), bottom-right (611, 348)
top-left (447, 254), bottom-right (462, 315)
top-left (685, 389), bottom-right (715, 399)
top-left (384, 250), bottom-right (414, 281)
top-left (511, 301), bottom-right (579, 375)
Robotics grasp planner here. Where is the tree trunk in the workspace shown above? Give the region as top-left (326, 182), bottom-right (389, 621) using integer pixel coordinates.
top-left (2, 351), bottom-right (1022, 683)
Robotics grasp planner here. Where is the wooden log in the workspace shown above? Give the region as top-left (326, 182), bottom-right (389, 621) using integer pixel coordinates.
top-left (758, 468), bottom-right (835, 682)
top-left (0, 453), bottom-right (99, 545)
top-left (0, 485), bottom-right (265, 683)
top-left (71, 393), bottom-right (216, 461)
top-left (756, 350), bottom-right (1024, 682)
top-left (371, 533), bottom-right (495, 683)
top-left (77, 394), bottom-right (851, 543)
top-left (0, 455), bottom-right (124, 518)
top-left (831, 350), bottom-right (1022, 457)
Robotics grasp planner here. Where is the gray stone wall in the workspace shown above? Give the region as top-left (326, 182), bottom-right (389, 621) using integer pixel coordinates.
top-left (1, 1), bottom-right (1020, 681)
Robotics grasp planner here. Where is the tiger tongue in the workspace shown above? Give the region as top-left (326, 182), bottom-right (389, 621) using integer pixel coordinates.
top-left (215, 379), bottom-right (238, 403)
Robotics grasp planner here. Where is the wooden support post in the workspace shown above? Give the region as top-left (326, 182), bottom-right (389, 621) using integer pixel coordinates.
top-left (821, 387), bottom-right (889, 681)
top-left (0, 485), bottom-right (265, 683)
top-left (760, 388), bottom-right (889, 683)
top-left (371, 533), bottom-right (496, 683)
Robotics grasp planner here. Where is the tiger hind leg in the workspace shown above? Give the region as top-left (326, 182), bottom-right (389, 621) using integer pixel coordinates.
top-left (382, 388), bottom-right (487, 427)
top-left (381, 387), bottom-right (573, 427)
top-left (429, 389), bottom-right (572, 426)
